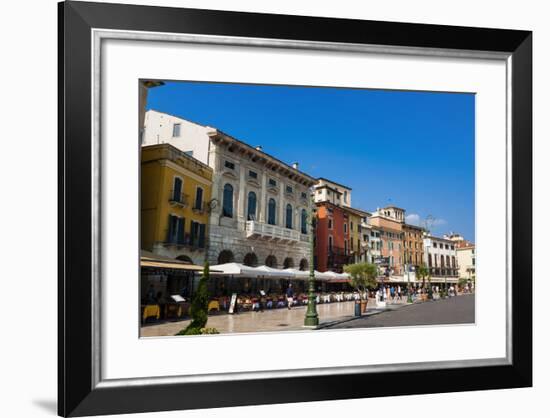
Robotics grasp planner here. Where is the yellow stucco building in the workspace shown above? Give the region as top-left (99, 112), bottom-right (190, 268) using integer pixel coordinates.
top-left (141, 143), bottom-right (213, 265)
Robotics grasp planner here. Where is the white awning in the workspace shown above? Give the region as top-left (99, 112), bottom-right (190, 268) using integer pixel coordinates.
top-left (254, 265), bottom-right (293, 279)
top-left (208, 263), bottom-right (262, 278)
top-left (283, 268), bottom-right (310, 280)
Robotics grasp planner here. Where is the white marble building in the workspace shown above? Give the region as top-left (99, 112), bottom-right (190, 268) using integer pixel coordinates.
top-left (143, 110), bottom-right (316, 269)
top-left (423, 235), bottom-right (459, 282)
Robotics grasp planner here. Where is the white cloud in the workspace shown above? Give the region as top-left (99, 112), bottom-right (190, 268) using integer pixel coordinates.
top-left (433, 218), bottom-right (447, 226)
top-left (405, 213), bottom-right (420, 226)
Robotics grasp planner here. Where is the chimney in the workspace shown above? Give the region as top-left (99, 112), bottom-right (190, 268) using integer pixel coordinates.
top-left (292, 162), bottom-right (299, 169)
top-left (255, 145), bottom-right (262, 151)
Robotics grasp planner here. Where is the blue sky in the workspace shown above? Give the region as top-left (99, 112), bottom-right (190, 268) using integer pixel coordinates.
top-left (146, 81), bottom-right (475, 242)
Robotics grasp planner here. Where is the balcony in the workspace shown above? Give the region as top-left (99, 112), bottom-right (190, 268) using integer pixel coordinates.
top-left (192, 201), bottom-right (208, 215)
top-left (245, 221), bottom-right (301, 243)
top-left (168, 190), bottom-right (188, 208)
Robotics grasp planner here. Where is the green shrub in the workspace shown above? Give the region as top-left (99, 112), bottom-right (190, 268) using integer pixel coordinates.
top-left (177, 262), bottom-right (210, 336)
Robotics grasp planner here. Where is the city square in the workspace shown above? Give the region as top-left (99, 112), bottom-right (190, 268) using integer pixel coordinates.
top-left (139, 80), bottom-right (476, 337)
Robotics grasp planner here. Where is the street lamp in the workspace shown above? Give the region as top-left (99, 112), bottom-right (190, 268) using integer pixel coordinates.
top-left (405, 249), bottom-right (413, 303)
top-left (304, 199), bottom-right (319, 327)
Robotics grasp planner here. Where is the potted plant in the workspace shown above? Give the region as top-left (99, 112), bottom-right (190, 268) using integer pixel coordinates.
top-left (344, 262), bottom-right (378, 315)
top-left (176, 262), bottom-right (210, 335)
top-left (416, 264), bottom-right (430, 301)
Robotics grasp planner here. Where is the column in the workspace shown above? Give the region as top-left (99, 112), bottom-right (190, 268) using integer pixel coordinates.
top-left (278, 177), bottom-right (284, 227)
top-left (237, 163), bottom-right (246, 221)
top-left (259, 170), bottom-right (267, 223)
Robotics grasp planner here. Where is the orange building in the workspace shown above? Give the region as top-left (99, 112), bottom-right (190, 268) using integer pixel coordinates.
top-left (368, 206), bottom-right (405, 276)
top-left (315, 201), bottom-right (353, 272)
top-left (402, 223), bottom-right (425, 268)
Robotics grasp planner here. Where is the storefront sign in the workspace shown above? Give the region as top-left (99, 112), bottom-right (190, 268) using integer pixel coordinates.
top-left (228, 293), bottom-right (238, 314)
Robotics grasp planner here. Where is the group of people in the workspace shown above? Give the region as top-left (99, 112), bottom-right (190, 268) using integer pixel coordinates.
top-left (374, 283), bottom-right (465, 303)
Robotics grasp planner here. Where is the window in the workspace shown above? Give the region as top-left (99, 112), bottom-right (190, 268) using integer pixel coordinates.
top-left (286, 185), bottom-right (293, 194)
top-left (445, 244), bottom-right (449, 250)
top-left (247, 191), bottom-right (257, 220)
top-left (328, 236), bottom-right (333, 251)
top-left (451, 245), bottom-right (455, 250)
top-left (224, 160), bottom-right (235, 170)
top-left (343, 191), bottom-right (348, 203)
top-left (344, 223), bottom-right (348, 234)
top-left (301, 192), bottom-right (308, 199)
top-left (167, 215), bottom-right (185, 245)
top-left (194, 187), bottom-right (203, 210)
top-left (222, 183), bottom-right (233, 217)
top-left (301, 209), bottom-right (308, 234)
top-left (172, 177), bottom-right (183, 202)
top-left (350, 221), bottom-right (353, 231)
top-left (286, 204), bottom-right (293, 229)
top-left (328, 218), bottom-right (333, 229)
top-left (172, 123), bottom-right (181, 137)
top-left (268, 178), bottom-right (277, 187)
top-left (248, 170), bottom-right (258, 179)
top-left (344, 240), bottom-right (348, 255)
top-left (189, 221), bottom-right (206, 248)
top-left (268, 198), bottom-right (276, 225)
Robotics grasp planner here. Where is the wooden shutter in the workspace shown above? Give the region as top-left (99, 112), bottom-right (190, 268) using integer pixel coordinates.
top-left (177, 217), bottom-right (185, 245)
top-left (166, 215), bottom-right (175, 243)
top-left (198, 224), bottom-right (206, 248)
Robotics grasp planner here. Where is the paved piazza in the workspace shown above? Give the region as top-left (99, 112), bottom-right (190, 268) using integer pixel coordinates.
top-left (140, 299), bottom-right (411, 337)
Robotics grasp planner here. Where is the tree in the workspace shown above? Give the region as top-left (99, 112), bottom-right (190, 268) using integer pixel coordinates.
top-left (177, 262), bottom-right (211, 335)
top-left (416, 265), bottom-right (429, 288)
top-left (344, 262), bottom-right (378, 300)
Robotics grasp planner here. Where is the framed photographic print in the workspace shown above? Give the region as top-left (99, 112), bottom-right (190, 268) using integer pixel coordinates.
top-left (58, 1), bottom-right (532, 416)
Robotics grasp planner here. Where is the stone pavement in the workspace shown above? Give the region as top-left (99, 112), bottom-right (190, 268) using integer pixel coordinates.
top-left (324, 294), bottom-right (475, 329)
top-left (140, 297), bottom-right (415, 337)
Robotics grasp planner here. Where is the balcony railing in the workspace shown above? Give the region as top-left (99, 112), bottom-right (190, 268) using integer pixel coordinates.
top-left (192, 201), bottom-right (207, 214)
top-left (245, 221), bottom-right (301, 243)
top-left (168, 190), bottom-right (188, 207)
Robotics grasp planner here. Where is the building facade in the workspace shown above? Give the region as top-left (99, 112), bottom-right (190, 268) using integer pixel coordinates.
top-left (423, 235), bottom-right (459, 281)
top-left (141, 143), bottom-right (213, 265)
top-left (368, 206), bottom-right (405, 276)
top-left (143, 110), bottom-right (316, 269)
top-left (360, 220), bottom-right (382, 265)
top-left (402, 223), bottom-right (425, 269)
top-left (315, 202), bottom-right (353, 272)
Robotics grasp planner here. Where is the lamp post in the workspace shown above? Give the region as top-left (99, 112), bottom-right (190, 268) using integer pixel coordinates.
top-left (406, 249), bottom-right (413, 303)
top-left (304, 200), bottom-right (319, 327)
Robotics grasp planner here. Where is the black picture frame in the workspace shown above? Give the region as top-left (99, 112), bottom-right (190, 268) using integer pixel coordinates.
top-left (58, 1), bottom-right (532, 416)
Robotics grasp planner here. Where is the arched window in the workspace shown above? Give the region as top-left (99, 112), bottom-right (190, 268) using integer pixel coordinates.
top-left (265, 255), bottom-right (277, 267)
top-left (243, 252), bottom-right (258, 267)
top-left (299, 258), bottom-right (309, 271)
top-left (283, 258), bottom-right (294, 269)
top-left (301, 209), bottom-right (308, 234)
top-left (286, 204), bottom-right (293, 229)
top-left (217, 250), bottom-right (234, 264)
top-left (222, 184), bottom-right (233, 218)
top-left (247, 191), bottom-right (257, 220)
top-left (267, 198), bottom-right (276, 225)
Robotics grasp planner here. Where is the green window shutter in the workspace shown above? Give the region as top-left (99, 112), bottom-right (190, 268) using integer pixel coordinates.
top-left (166, 214), bottom-right (175, 243)
top-left (198, 224), bottom-right (206, 248)
top-left (177, 217), bottom-right (185, 245)
top-left (189, 221), bottom-right (195, 246)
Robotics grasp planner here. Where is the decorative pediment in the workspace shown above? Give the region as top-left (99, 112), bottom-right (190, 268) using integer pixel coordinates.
top-left (221, 170), bottom-right (238, 180)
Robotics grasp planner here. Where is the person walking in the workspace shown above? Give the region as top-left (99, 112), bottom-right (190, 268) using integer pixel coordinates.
top-left (286, 284), bottom-right (294, 310)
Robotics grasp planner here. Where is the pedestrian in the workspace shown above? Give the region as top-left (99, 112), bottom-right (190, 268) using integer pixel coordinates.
top-left (286, 283), bottom-right (294, 310)
top-left (397, 286), bottom-right (402, 301)
top-left (145, 284), bottom-right (156, 304)
top-left (259, 289), bottom-right (266, 312)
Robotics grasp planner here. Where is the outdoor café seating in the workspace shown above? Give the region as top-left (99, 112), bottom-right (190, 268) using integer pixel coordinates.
top-left (141, 304), bottom-right (160, 322)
